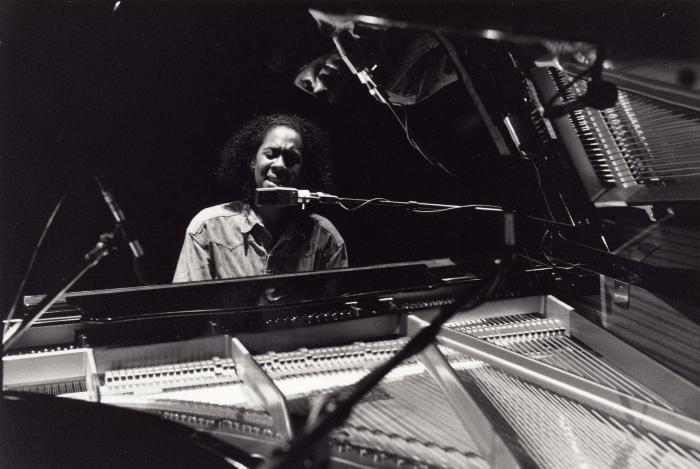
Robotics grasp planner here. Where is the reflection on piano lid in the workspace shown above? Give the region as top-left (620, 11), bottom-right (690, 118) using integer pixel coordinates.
top-left (313, 5), bottom-right (700, 211)
top-left (531, 61), bottom-right (700, 207)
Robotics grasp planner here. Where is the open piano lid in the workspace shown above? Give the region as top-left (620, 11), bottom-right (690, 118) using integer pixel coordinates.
top-left (311, 4), bottom-right (700, 207)
top-left (307, 2), bottom-right (700, 57)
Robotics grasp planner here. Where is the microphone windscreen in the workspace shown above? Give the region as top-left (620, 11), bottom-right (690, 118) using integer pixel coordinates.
top-left (255, 187), bottom-right (298, 206)
top-left (587, 81), bottom-right (618, 110)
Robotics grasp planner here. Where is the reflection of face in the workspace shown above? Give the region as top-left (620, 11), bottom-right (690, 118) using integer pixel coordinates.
top-left (294, 52), bottom-right (347, 103)
top-left (253, 126), bottom-right (304, 189)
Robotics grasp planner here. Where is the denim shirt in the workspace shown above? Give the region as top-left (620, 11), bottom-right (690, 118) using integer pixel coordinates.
top-left (173, 201), bottom-right (347, 282)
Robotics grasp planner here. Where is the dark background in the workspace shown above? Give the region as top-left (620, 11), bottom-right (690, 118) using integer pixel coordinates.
top-left (0, 1), bottom-right (507, 315)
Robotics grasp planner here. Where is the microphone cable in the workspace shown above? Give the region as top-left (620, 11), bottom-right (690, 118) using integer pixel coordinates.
top-left (331, 35), bottom-right (457, 179)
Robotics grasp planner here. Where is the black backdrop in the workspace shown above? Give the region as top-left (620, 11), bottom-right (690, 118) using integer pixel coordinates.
top-left (0, 2), bottom-right (504, 315)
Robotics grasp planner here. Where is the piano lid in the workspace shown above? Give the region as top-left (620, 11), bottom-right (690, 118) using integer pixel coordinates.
top-left (310, 4), bottom-right (700, 208)
top-left (308, 2), bottom-right (700, 57)
top-left (65, 259), bottom-right (477, 322)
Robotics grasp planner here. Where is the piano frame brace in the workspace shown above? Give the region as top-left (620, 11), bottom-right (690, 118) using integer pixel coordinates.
top-left (406, 313), bottom-right (700, 452)
top-left (418, 342), bottom-right (523, 469)
top-left (230, 338), bottom-right (294, 441)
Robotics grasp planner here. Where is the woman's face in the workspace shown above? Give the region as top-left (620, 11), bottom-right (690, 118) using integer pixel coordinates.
top-left (294, 52), bottom-right (348, 104)
top-left (253, 125), bottom-right (304, 189)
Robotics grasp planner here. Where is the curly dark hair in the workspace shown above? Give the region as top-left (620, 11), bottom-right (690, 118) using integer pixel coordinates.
top-left (216, 114), bottom-right (334, 201)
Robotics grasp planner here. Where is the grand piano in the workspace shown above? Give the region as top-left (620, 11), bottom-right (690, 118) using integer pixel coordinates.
top-left (3, 3), bottom-right (700, 469)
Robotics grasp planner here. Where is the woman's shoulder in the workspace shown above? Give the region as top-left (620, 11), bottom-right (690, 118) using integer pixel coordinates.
top-left (306, 212), bottom-right (344, 244)
top-left (186, 201), bottom-right (249, 234)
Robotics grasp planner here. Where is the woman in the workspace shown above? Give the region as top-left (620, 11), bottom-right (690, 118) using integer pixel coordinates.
top-left (173, 114), bottom-right (347, 282)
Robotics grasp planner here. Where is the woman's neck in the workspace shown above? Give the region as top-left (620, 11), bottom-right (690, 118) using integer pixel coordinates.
top-left (255, 204), bottom-right (295, 240)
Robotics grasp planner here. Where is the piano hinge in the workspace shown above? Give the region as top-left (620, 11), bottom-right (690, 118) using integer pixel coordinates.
top-left (612, 279), bottom-right (630, 309)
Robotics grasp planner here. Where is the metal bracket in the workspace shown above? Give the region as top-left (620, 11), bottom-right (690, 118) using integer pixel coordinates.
top-left (417, 342), bottom-right (521, 469)
top-left (612, 279), bottom-right (630, 309)
top-left (85, 349), bottom-right (101, 402)
top-left (230, 338), bottom-right (293, 441)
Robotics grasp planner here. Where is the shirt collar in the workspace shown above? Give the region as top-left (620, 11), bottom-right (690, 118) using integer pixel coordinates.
top-left (240, 203), bottom-right (260, 235)
top-left (240, 203), bottom-right (308, 241)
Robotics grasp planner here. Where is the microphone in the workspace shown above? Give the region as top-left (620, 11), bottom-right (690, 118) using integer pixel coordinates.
top-left (255, 187), bottom-right (338, 206)
top-left (95, 176), bottom-right (144, 259)
top-left (543, 80), bottom-right (618, 119)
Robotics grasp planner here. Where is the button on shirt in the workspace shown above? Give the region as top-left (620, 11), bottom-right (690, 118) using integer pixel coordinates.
top-left (173, 201), bottom-right (347, 282)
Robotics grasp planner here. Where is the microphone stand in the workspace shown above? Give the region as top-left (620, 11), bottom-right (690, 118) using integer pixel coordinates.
top-left (293, 190), bottom-right (576, 229)
top-left (259, 261), bottom-right (508, 469)
top-left (2, 228), bottom-right (118, 354)
top-left (256, 188), bottom-right (503, 214)
top-left (257, 194), bottom-right (514, 468)
top-left (255, 168), bottom-right (520, 469)
top-left (322, 195), bottom-right (500, 212)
